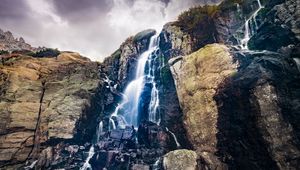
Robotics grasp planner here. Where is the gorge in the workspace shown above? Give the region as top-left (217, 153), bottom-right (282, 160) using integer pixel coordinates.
top-left (0, 0), bottom-right (300, 169)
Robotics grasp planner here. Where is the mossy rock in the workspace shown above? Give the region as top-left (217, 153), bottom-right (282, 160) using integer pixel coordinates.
top-left (160, 66), bottom-right (173, 87)
top-left (111, 49), bottom-right (121, 60)
top-left (133, 29), bottom-right (156, 43)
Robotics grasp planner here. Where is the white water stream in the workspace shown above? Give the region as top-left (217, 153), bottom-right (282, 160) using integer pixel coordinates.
top-left (110, 34), bottom-right (161, 128)
top-left (166, 127), bottom-right (181, 148)
top-left (80, 146), bottom-right (95, 170)
top-left (240, 0), bottom-right (263, 49)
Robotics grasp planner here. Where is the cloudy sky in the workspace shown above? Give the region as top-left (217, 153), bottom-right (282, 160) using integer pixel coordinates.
top-left (0, 0), bottom-right (220, 61)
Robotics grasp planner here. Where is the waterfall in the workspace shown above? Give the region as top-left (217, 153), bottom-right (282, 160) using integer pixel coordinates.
top-left (153, 158), bottom-right (161, 170)
top-left (147, 37), bottom-right (161, 124)
top-left (240, 0), bottom-right (263, 50)
top-left (24, 160), bottom-right (38, 170)
top-left (166, 127), bottom-right (181, 148)
top-left (96, 121), bottom-right (103, 142)
top-left (293, 58), bottom-right (300, 72)
top-left (80, 146), bottom-right (95, 170)
top-left (110, 34), bottom-right (161, 128)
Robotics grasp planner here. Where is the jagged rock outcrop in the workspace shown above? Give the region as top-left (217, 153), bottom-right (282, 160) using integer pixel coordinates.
top-left (248, 0), bottom-right (300, 51)
top-left (159, 23), bottom-right (193, 60)
top-left (0, 29), bottom-right (36, 52)
top-left (0, 52), bottom-right (102, 168)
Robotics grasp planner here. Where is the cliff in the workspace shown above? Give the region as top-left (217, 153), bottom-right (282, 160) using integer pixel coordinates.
top-left (165, 0), bottom-right (300, 169)
top-left (0, 51), bottom-right (104, 168)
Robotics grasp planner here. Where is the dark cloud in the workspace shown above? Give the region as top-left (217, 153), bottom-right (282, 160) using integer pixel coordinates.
top-left (0, 0), bottom-right (31, 19)
top-left (50, 0), bottom-right (113, 21)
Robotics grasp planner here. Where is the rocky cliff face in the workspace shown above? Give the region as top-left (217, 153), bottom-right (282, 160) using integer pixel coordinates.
top-left (170, 43), bottom-right (300, 169)
top-left (0, 52), bottom-right (103, 169)
top-left (165, 0), bottom-right (300, 169)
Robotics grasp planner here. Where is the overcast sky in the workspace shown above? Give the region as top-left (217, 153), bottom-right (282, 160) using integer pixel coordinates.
top-left (0, 0), bottom-right (220, 61)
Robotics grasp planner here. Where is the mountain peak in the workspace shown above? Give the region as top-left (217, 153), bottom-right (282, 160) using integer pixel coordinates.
top-left (0, 28), bottom-right (36, 52)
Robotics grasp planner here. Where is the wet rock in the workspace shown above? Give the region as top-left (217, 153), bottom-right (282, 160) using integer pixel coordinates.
top-left (248, 22), bottom-right (299, 51)
top-left (131, 164), bottom-right (150, 170)
top-left (159, 23), bottom-right (192, 59)
top-left (102, 29), bottom-right (156, 90)
top-left (36, 147), bottom-right (53, 169)
top-left (137, 121), bottom-right (169, 149)
top-left (163, 149), bottom-right (198, 170)
top-left (248, 0), bottom-right (300, 51)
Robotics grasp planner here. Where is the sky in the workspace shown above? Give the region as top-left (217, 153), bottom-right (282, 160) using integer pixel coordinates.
top-left (0, 0), bottom-right (221, 61)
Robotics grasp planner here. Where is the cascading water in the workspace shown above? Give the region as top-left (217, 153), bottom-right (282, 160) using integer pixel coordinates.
top-left (96, 121), bottom-right (103, 142)
top-left (110, 34), bottom-right (161, 128)
top-left (293, 58), bottom-right (300, 72)
top-left (166, 127), bottom-right (181, 148)
top-left (80, 146), bottom-right (94, 170)
top-left (240, 0), bottom-right (263, 50)
top-left (81, 33), bottom-right (167, 169)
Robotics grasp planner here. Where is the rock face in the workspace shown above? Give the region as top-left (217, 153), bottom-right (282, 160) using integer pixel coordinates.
top-left (162, 1), bottom-right (300, 168)
top-left (159, 23), bottom-right (193, 60)
top-left (163, 149), bottom-right (198, 170)
top-left (170, 42), bottom-right (300, 169)
top-left (0, 52), bottom-right (101, 168)
top-left (169, 44), bottom-right (237, 169)
top-left (248, 0), bottom-right (300, 51)
top-left (214, 49), bottom-right (300, 169)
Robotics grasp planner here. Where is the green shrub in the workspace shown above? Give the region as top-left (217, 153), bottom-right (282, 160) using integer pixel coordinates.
top-left (160, 66), bottom-right (173, 87)
top-left (0, 50), bottom-right (9, 55)
top-left (33, 48), bottom-right (60, 58)
top-left (133, 29), bottom-right (156, 43)
top-left (111, 49), bottom-right (121, 60)
top-left (176, 5), bottom-right (218, 32)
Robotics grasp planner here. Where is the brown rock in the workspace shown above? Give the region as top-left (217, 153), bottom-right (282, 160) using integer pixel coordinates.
top-left (163, 149), bottom-right (198, 170)
top-left (0, 52), bottom-right (100, 167)
top-left (170, 44), bottom-right (238, 154)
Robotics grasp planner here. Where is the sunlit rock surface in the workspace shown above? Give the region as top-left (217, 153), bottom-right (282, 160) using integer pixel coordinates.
top-left (163, 149), bottom-right (198, 170)
top-left (0, 52), bottom-right (100, 167)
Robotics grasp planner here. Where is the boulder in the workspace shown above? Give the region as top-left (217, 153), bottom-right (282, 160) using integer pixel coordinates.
top-left (169, 44), bottom-right (238, 156)
top-left (163, 149), bottom-right (198, 170)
